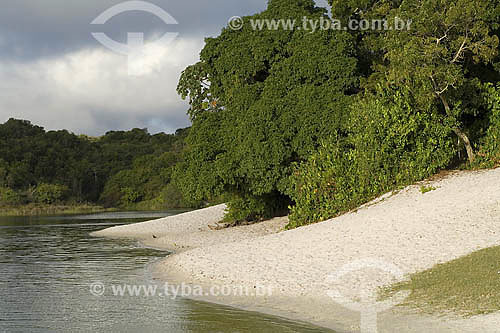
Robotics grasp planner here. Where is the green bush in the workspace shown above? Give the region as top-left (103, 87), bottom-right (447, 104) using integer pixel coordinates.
top-left (287, 87), bottom-right (456, 228)
top-left (222, 192), bottom-right (290, 224)
top-left (286, 141), bottom-right (356, 226)
top-left (0, 187), bottom-right (22, 206)
top-left (33, 183), bottom-right (68, 204)
top-left (120, 187), bottom-right (142, 206)
top-left (476, 84), bottom-right (500, 167)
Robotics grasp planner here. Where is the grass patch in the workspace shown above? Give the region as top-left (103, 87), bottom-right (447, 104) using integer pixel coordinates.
top-left (419, 185), bottom-right (437, 194)
top-left (381, 246), bottom-right (500, 316)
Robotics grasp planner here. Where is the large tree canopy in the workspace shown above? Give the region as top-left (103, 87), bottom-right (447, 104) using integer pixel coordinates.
top-left (372, 0), bottom-right (499, 162)
top-left (337, 0), bottom-right (499, 162)
top-left (175, 0), bottom-right (361, 221)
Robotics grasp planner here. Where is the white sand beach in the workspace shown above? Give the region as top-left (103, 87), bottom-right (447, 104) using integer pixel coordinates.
top-left (92, 204), bottom-right (288, 252)
top-left (92, 168), bottom-right (500, 332)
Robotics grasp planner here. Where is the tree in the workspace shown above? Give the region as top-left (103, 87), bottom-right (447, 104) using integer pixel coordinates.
top-left (0, 159), bottom-right (8, 187)
top-left (370, 0), bottom-right (499, 163)
top-left (33, 183), bottom-right (69, 204)
top-left (176, 0), bottom-right (360, 221)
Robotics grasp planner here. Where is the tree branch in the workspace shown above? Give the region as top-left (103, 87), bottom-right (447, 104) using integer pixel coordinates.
top-left (451, 30), bottom-right (469, 63)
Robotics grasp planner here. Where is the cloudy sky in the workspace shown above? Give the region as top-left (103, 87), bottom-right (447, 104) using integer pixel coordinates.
top-left (0, 0), bottom-right (329, 136)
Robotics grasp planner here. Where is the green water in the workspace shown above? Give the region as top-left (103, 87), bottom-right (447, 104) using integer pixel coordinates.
top-left (0, 211), bottom-right (332, 332)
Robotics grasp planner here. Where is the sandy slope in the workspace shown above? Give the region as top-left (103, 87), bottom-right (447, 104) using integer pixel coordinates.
top-left (93, 169), bottom-right (500, 332)
top-left (91, 204), bottom-right (288, 252)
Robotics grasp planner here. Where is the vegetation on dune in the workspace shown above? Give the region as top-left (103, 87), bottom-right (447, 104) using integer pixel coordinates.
top-left (475, 84), bottom-right (500, 167)
top-left (287, 86), bottom-right (456, 227)
top-left (175, 0), bottom-right (500, 226)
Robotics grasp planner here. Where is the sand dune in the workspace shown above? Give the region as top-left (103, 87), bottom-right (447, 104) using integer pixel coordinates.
top-left (91, 204), bottom-right (288, 252)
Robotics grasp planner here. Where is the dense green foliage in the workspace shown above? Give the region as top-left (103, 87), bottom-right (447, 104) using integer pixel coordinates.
top-left (476, 84), bottom-right (500, 167)
top-left (287, 0), bottom-right (499, 226)
top-left (100, 151), bottom-right (190, 209)
top-left (175, 0), bottom-right (360, 222)
top-left (32, 183), bottom-right (69, 204)
top-left (175, 0), bottom-right (499, 227)
top-left (287, 87), bottom-right (456, 227)
top-left (0, 119), bottom-right (192, 210)
top-left (370, 0), bottom-right (498, 163)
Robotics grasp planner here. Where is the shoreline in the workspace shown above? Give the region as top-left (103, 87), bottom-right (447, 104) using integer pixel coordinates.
top-left (92, 168), bottom-right (500, 332)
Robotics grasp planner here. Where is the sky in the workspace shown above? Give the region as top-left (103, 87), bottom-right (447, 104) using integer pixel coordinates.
top-left (0, 0), bottom-right (329, 136)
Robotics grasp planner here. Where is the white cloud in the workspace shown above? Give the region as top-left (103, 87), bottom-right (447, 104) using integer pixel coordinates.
top-left (0, 36), bottom-right (204, 135)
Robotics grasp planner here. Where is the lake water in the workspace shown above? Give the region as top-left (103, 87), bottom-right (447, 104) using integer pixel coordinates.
top-left (0, 211), bottom-right (332, 332)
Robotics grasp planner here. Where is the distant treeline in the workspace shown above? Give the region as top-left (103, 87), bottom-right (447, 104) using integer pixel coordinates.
top-left (0, 118), bottom-right (194, 210)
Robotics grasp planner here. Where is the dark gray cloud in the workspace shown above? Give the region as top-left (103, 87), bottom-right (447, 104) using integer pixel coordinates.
top-left (0, 0), bottom-right (269, 61)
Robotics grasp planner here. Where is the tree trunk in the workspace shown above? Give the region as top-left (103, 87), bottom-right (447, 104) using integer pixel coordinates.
top-left (438, 94), bottom-right (475, 163)
top-left (452, 127), bottom-right (475, 163)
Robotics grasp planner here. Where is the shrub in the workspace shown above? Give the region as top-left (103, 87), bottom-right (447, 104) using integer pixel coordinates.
top-left (33, 183), bottom-right (68, 204)
top-left (100, 169), bottom-right (144, 207)
top-left (286, 141), bottom-right (357, 227)
top-left (120, 187), bottom-right (142, 206)
top-left (158, 183), bottom-right (190, 209)
top-left (287, 87), bottom-right (456, 228)
top-left (223, 192), bottom-right (290, 224)
top-left (0, 187), bottom-right (22, 206)
top-left (476, 84), bottom-right (500, 167)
